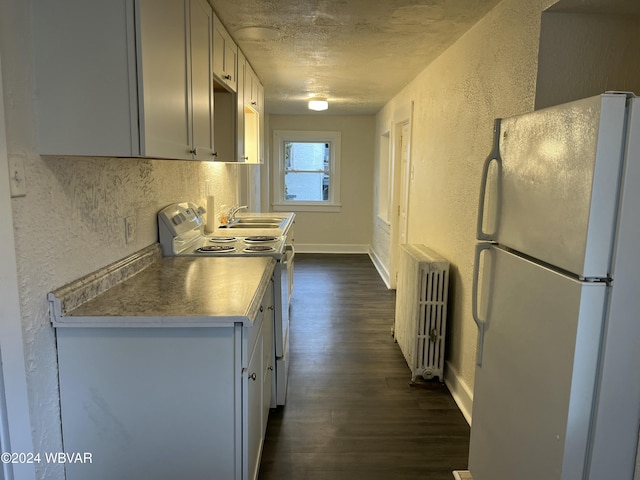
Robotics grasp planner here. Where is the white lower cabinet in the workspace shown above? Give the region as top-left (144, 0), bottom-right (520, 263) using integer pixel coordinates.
top-left (245, 288), bottom-right (275, 480)
top-left (56, 283), bottom-right (274, 480)
top-left (245, 324), bottom-right (263, 480)
top-left (262, 303), bottom-right (275, 431)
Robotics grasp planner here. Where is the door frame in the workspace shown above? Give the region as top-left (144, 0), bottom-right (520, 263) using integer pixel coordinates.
top-left (389, 101), bottom-right (414, 289)
top-left (0, 50), bottom-right (36, 480)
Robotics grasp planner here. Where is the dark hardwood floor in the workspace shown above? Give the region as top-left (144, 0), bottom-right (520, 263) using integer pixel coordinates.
top-left (258, 254), bottom-right (470, 480)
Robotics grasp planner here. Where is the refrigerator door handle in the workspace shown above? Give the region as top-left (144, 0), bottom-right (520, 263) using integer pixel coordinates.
top-left (477, 118), bottom-right (502, 241)
top-left (472, 242), bottom-right (493, 366)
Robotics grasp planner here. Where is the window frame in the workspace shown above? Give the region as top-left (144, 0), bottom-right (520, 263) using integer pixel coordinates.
top-left (272, 130), bottom-right (342, 212)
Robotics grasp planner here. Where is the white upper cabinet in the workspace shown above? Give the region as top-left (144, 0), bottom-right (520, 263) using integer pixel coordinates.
top-left (215, 49), bottom-right (264, 164)
top-left (213, 13), bottom-right (238, 93)
top-left (237, 51), bottom-right (247, 162)
top-left (33, 0), bottom-right (214, 160)
top-left (33, 0), bottom-right (261, 163)
top-left (136, 0), bottom-right (190, 159)
top-left (245, 64), bottom-right (263, 113)
top-left (187, 0), bottom-right (217, 161)
top-left (243, 62), bottom-right (263, 164)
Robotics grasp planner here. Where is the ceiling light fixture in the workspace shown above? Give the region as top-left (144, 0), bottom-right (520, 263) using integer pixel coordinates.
top-left (308, 97), bottom-right (328, 111)
top-left (234, 26), bottom-right (282, 41)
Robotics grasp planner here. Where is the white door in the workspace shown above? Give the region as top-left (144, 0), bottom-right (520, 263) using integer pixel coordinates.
top-left (470, 245), bottom-right (606, 480)
top-left (398, 122), bottom-right (411, 245)
top-left (390, 113), bottom-right (412, 288)
top-left (481, 94), bottom-right (627, 277)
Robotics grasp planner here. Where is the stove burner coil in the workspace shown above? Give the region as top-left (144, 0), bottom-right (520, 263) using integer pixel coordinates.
top-left (208, 236), bottom-right (237, 243)
top-left (244, 246), bottom-right (277, 253)
top-left (244, 236), bottom-right (279, 243)
top-left (195, 245), bottom-right (236, 253)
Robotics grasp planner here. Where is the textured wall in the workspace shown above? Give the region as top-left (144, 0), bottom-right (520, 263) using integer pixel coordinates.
top-left (1, 1), bottom-right (238, 478)
top-left (13, 156), bottom-right (237, 479)
top-left (370, 0), bottom-right (640, 418)
top-left (268, 115), bottom-right (375, 251)
top-left (535, 12), bottom-right (640, 109)
top-left (371, 0), bottom-right (556, 417)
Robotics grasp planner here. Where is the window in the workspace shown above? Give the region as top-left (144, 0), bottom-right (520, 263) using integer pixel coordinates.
top-left (272, 130), bottom-right (341, 212)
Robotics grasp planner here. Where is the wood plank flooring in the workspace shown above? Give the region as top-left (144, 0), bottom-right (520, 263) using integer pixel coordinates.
top-left (259, 254), bottom-right (470, 480)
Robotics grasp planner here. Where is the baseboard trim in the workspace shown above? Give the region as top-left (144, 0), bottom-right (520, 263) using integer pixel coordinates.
top-left (444, 360), bottom-right (473, 426)
top-left (368, 247), bottom-right (391, 289)
top-left (294, 244), bottom-right (369, 254)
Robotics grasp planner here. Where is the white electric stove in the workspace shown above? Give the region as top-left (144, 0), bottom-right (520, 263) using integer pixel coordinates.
top-left (157, 202), bottom-right (293, 406)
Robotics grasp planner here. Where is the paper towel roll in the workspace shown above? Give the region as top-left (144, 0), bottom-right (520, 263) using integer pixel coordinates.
top-left (205, 195), bottom-right (216, 233)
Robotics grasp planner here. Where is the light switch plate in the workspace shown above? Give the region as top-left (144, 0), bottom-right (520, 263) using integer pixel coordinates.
top-left (124, 215), bottom-right (137, 244)
top-left (9, 155), bottom-right (27, 197)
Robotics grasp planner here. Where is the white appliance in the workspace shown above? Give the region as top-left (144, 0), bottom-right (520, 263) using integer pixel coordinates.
top-left (469, 92), bottom-right (640, 480)
top-left (158, 202), bottom-right (294, 406)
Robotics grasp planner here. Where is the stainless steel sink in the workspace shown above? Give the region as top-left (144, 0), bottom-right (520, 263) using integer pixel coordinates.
top-left (222, 222), bottom-right (281, 229)
top-left (219, 216), bottom-right (286, 229)
top-left (235, 217), bottom-right (285, 224)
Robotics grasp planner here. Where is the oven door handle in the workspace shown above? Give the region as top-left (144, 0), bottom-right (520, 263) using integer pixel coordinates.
top-left (283, 244), bottom-right (295, 263)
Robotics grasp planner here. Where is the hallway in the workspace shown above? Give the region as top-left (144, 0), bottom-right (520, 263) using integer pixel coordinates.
top-left (259, 254), bottom-right (470, 480)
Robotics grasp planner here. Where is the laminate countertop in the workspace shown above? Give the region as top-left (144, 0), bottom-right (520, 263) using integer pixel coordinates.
top-left (49, 252), bottom-right (276, 328)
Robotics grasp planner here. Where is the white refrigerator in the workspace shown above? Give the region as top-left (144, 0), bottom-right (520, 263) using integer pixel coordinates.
top-left (469, 92), bottom-right (640, 480)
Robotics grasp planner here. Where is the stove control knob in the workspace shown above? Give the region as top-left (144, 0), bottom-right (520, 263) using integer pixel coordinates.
top-left (172, 213), bottom-right (186, 225)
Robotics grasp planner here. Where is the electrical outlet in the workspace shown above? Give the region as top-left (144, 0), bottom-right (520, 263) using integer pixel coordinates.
top-left (124, 215), bottom-right (137, 244)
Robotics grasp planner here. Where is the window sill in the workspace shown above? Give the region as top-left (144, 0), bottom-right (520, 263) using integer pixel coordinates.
top-left (272, 202), bottom-right (342, 213)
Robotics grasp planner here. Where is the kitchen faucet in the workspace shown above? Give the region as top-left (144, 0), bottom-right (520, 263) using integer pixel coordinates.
top-left (228, 205), bottom-right (248, 222)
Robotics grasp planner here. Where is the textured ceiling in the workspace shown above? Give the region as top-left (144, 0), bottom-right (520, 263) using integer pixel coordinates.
top-left (209, 0), bottom-right (503, 115)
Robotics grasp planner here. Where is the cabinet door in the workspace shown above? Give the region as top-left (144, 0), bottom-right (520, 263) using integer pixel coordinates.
top-left (245, 65), bottom-right (260, 110)
top-left (57, 327), bottom-right (238, 480)
top-left (137, 0), bottom-right (191, 160)
top-left (241, 62), bottom-right (262, 164)
top-left (213, 15), bottom-right (227, 84)
top-left (245, 330), bottom-right (262, 480)
top-left (33, 0), bottom-right (140, 156)
top-left (237, 52), bottom-right (246, 162)
top-left (213, 14), bottom-right (237, 92)
top-left (224, 41), bottom-right (238, 92)
top-left (188, 0), bottom-right (215, 160)
top-left (258, 81), bottom-right (265, 163)
top-left (244, 106), bottom-right (259, 164)
top-left (262, 305), bottom-right (274, 437)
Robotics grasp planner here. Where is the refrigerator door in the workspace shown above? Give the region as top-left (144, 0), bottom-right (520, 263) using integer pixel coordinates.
top-left (479, 93), bottom-right (628, 278)
top-left (469, 246), bottom-right (606, 480)
top-left (585, 96), bottom-right (640, 479)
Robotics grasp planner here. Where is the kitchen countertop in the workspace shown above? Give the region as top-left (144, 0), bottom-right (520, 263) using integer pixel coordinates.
top-left (49, 246), bottom-right (276, 328)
